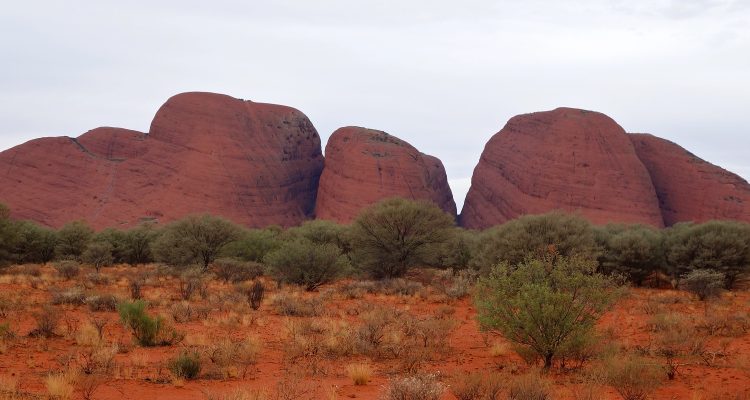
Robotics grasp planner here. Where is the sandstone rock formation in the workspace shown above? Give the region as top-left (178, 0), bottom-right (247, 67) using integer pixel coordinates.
top-left (0, 92), bottom-right (324, 229)
top-left (460, 108), bottom-right (665, 229)
top-left (630, 133), bottom-right (750, 225)
top-left (315, 127), bottom-right (456, 223)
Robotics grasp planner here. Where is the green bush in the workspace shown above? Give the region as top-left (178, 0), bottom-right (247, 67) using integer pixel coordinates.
top-left (473, 212), bottom-right (599, 271)
top-left (222, 227), bottom-right (281, 263)
top-left (475, 254), bottom-right (621, 369)
top-left (595, 224), bottom-right (664, 286)
top-left (55, 220), bottom-right (93, 260)
top-left (117, 300), bottom-right (183, 346)
top-left (351, 198), bottom-right (455, 279)
top-left (665, 221), bottom-right (750, 288)
top-left (152, 215), bottom-right (241, 271)
top-left (2, 220), bottom-right (57, 264)
top-left (681, 269), bottom-right (725, 301)
top-left (212, 258), bottom-right (264, 283)
top-left (265, 238), bottom-right (349, 291)
top-left (168, 351), bottom-right (201, 380)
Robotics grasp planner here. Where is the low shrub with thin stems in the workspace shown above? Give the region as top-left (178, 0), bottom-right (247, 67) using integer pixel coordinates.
top-left (451, 371), bottom-right (504, 400)
top-left (681, 269), bottom-right (725, 301)
top-left (29, 305), bottom-right (59, 338)
top-left (168, 351), bottom-right (202, 380)
top-left (53, 260), bottom-right (80, 280)
top-left (383, 373), bottom-right (444, 400)
top-left (604, 356), bottom-right (662, 400)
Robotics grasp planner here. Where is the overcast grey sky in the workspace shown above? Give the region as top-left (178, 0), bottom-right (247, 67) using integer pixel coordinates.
top-left (2, 0), bottom-right (748, 209)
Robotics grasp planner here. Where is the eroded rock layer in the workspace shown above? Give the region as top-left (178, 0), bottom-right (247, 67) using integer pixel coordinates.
top-left (460, 108), bottom-right (665, 229)
top-left (630, 133), bottom-right (750, 225)
top-left (315, 127), bottom-right (456, 223)
top-left (0, 92), bottom-right (324, 229)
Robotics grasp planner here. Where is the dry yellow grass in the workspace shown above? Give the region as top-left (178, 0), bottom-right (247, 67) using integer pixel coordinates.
top-left (74, 322), bottom-right (101, 347)
top-left (45, 370), bottom-right (77, 400)
top-left (346, 363), bottom-right (373, 385)
top-left (489, 342), bottom-right (509, 357)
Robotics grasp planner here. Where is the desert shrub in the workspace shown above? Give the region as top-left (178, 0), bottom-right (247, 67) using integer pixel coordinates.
top-left (681, 269), bottom-right (725, 301)
top-left (117, 300), bottom-right (183, 346)
top-left (170, 301), bottom-right (211, 323)
top-left (383, 373), bottom-right (444, 400)
top-left (29, 305), bottom-right (59, 338)
top-left (473, 212), bottom-right (599, 270)
top-left (665, 221), bottom-right (750, 288)
top-left (81, 241), bottom-right (114, 272)
top-left (85, 272), bottom-right (110, 286)
top-left (168, 351), bottom-right (201, 380)
top-left (595, 224), bottom-right (664, 286)
top-left (152, 214), bottom-right (241, 271)
top-left (129, 274), bottom-right (146, 300)
top-left (178, 271), bottom-right (208, 300)
top-left (55, 220), bottom-right (94, 260)
top-left (287, 219), bottom-right (352, 249)
top-left (475, 254), bottom-right (621, 369)
top-left (696, 307), bottom-right (750, 337)
top-left (265, 237), bottom-right (349, 291)
top-left (450, 371), bottom-right (504, 400)
top-left (346, 363), bottom-right (372, 385)
top-left (354, 306), bottom-right (400, 356)
top-left (54, 260), bottom-right (80, 280)
top-left (4, 263), bottom-right (42, 277)
top-left (213, 258), bottom-right (264, 283)
top-left (508, 372), bottom-right (551, 400)
top-left (2, 220), bottom-right (57, 264)
top-left (51, 288), bottom-right (86, 306)
top-left (432, 228), bottom-right (477, 270)
top-left (605, 356), bottom-right (662, 400)
top-left (85, 294), bottom-right (119, 312)
top-left (238, 281), bottom-right (265, 310)
top-left (222, 226), bottom-right (282, 263)
top-left (204, 337), bottom-right (261, 378)
top-left (271, 292), bottom-right (323, 317)
top-left (351, 198), bottom-right (455, 279)
top-left (435, 269), bottom-right (479, 299)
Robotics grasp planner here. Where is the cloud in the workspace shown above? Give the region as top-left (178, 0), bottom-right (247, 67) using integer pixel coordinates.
top-left (1, 0), bottom-right (748, 205)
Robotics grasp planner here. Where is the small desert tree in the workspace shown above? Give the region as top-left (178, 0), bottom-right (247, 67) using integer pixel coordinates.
top-left (55, 220), bottom-right (94, 260)
top-left (123, 223), bottom-right (157, 265)
top-left (152, 215), bottom-right (241, 271)
top-left (265, 237), bottom-right (349, 291)
top-left (351, 198), bottom-right (455, 279)
top-left (9, 221), bottom-right (57, 264)
top-left (474, 254), bottom-right (621, 370)
top-left (82, 241), bottom-right (114, 272)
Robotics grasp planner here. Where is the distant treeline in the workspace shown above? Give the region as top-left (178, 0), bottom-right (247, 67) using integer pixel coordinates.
top-left (1, 200), bottom-right (749, 289)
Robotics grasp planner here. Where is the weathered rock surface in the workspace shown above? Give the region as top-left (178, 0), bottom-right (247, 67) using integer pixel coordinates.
top-left (315, 127), bottom-right (456, 223)
top-left (630, 133), bottom-right (750, 225)
top-left (0, 92), bottom-right (324, 229)
top-left (460, 108), bottom-right (665, 229)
